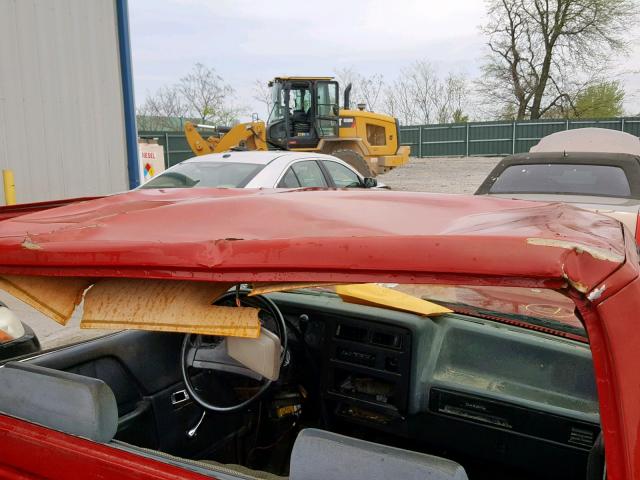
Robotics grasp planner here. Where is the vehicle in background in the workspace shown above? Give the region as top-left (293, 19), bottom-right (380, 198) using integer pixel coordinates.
top-left (529, 127), bottom-right (640, 155)
top-left (0, 152), bottom-right (382, 224)
top-left (475, 128), bottom-right (640, 242)
top-left (183, 76), bottom-right (411, 177)
top-left (0, 303), bottom-right (40, 360)
top-left (140, 151), bottom-right (383, 190)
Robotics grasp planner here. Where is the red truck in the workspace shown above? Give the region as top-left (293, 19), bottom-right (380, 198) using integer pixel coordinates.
top-left (0, 188), bottom-right (637, 479)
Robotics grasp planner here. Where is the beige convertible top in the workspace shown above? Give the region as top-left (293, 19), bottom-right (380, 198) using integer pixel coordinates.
top-left (530, 127), bottom-right (640, 155)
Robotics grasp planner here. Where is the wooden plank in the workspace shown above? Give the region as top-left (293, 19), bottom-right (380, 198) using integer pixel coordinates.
top-left (82, 279), bottom-right (260, 338)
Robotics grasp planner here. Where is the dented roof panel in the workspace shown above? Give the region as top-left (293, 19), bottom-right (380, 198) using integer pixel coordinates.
top-left (0, 189), bottom-right (630, 299)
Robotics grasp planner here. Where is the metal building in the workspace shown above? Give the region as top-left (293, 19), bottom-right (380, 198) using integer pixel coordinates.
top-left (0, 0), bottom-right (138, 204)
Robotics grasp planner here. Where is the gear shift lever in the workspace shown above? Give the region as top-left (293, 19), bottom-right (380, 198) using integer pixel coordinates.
top-left (187, 410), bottom-right (206, 438)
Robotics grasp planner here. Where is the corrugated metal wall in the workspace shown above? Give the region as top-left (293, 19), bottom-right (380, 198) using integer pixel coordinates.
top-left (400, 118), bottom-right (640, 157)
top-left (0, 0), bottom-right (129, 203)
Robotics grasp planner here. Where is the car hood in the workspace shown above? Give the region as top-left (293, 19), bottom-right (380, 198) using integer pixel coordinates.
top-left (487, 193), bottom-right (640, 234)
top-left (0, 188), bottom-right (630, 301)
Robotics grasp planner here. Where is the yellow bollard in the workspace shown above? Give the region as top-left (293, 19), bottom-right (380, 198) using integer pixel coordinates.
top-left (3, 169), bottom-right (16, 205)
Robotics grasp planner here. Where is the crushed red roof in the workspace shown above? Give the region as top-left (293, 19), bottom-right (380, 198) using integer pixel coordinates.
top-left (0, 189), bottom-right (628, 296)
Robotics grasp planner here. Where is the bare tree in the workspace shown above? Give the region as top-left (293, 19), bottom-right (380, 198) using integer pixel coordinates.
top-left (435, 73), bottom-right (468, 123)
top-left (382, 84), bottom-right (399, 120)
top-left (177, 63), bottom-right (241, 125)
top-left (137, 86), bottom-right (189, 130)
top-left (480, 0), bottom-right (639, 120)
top-left (333, 67), bottom-right (384, 111)
top-left (384, 77), bottom-right (419, 125)
top-left (333, 67), bottom-right (360, 108)
top-left (357, 74), bottom-right (385, 112)
top-left (383, 61), bottom-right (469, 125)
top-left (406, 61), bottom-right (439, 124)
top-left (136, 63), bottom-right (243, 130)
top-left (252, 79), bottom-right (273, 120)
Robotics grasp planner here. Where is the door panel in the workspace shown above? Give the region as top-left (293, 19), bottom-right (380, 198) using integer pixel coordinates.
top-left (26, 330), bottom-right (244, 458)
top-left (0, 414), bottom-right (213, 480)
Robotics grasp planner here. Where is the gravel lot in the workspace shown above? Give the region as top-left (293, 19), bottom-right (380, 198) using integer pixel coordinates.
top-left (378, 156), bottom-right (500, 193)
top-left (4, 156), bottom-right (501, 350)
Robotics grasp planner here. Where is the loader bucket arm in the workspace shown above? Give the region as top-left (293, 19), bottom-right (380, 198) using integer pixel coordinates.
top-left (184, 121), bottom-right (268, 156)
top-left (184, 122), bottom-right (216, 155)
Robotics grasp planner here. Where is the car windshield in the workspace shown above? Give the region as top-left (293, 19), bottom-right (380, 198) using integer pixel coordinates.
top-left (288, 284), bottom-right (585, 340)
top-left (141, 162), bottom-right (265, 189)
top-left (489, 163), bottom-right (632, 197)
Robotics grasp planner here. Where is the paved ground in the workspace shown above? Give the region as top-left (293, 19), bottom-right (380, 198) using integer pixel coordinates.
top-left (4, 156), bottom-right (501, 350)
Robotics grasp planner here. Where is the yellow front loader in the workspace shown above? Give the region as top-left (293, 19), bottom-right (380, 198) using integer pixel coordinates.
top-left (183, 77), bottom-right (410, 177)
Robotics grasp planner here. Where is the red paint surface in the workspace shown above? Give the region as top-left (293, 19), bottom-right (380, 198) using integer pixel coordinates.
top-left (0, 189), bottom-right (626, 293)
top-left (0, 415), bottom-right (215, 479)
top-left (0, 188), bottom-right (638, 478)
top-left (590, 279), bottom-right (640, 479)
top-left (0, 196), bottom-right (102, 221)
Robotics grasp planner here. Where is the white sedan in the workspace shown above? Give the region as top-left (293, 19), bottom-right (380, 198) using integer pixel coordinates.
top-left (140, 151), bottom-right (382, 190)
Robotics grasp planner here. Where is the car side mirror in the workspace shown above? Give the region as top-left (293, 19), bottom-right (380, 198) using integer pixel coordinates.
top-left (0, 305), bottom-right (40, 360)
top-left (362, 177), bottom-right (377, 188)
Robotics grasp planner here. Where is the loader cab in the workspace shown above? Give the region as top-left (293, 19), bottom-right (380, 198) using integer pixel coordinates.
top-left (267, 77), bottom-right (339, 149)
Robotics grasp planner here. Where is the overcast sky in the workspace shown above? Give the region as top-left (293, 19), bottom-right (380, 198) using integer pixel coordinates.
top-left (129, 0), bottom-right (640, 120)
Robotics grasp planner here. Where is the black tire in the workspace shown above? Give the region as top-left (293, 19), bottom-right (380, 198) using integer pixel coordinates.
top-left (331, 149), bottom-right (375, 177)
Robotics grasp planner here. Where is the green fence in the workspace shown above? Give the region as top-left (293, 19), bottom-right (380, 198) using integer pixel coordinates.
top-left (399, 117), bottom-right (640, 158)
top-left (140, 117), bottom-right (640, 167)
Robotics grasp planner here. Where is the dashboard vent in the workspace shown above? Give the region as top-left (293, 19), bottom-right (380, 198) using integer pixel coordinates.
top-left (371, 330), bottom-right (402, 349)
top-left (335, 324), bottom-right (367, 343)
top-left (335, 322), bottom-right (403, 351)
top-left (568, 426), bottom-right (595, 448)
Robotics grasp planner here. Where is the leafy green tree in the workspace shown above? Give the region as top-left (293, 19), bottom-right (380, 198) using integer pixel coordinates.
top-left (572, 82), bottom-right (625, 118)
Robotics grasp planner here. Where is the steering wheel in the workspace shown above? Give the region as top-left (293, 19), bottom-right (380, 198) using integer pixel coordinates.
top-left (180, 290), bottom-right (288, 413)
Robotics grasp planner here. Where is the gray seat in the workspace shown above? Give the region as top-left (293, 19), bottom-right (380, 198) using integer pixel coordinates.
top-left (289, 428), bottom-right (468, 480)
top-left (0, 361), bottom-right (118, 443)
top-left (0, 361), bottom-right (468, 480)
